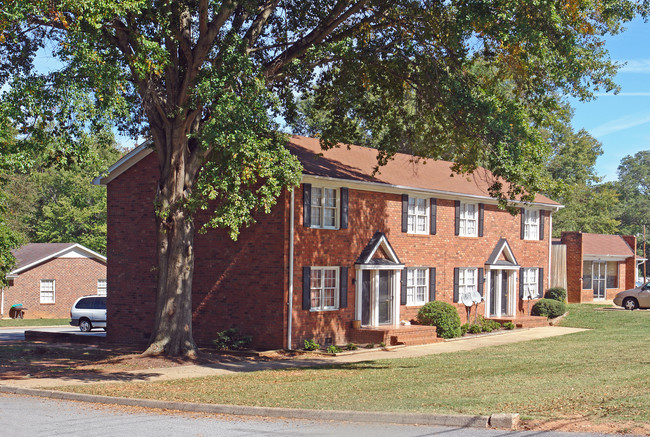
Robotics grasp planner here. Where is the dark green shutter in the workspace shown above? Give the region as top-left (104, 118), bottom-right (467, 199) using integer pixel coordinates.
top-left (401, 194), bottom-right (409, 233)
top-left (538, 267), bottom-right (545, 299)
top-left (478, 203), bottom-right (484, 237)
top-left (454, 201), bottom-right (460, 236)
top-left (430, 198), bottom-right (437, 235)
top-left (429, 267), bottom-right (436, 301)
top-left (340, 267), bottom-right (348, 308)
top-left (453, 267), bottom-right (460, 302)
top-left (401, 268), bottom-right (408, 305)
top-left (340, 187), bottom-right (349, 229)
top-left (520, 208), bottom-right (525, 239)
top-left (302, 267), bottom-right (311, 310)
top-left (478, 268), bottom-right (484, 296)
top-left (303, 184), bottom-right (311, 227)
top-left (539, 210), bottom-right (545, 240)
top-left (519, 267), bottom-right (525, 299)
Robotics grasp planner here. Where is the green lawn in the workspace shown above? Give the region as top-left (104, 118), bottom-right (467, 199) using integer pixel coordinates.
top-left (56, 305), bottom-right (649, 426)
top-left (0, 318), bottom-right (69, 327)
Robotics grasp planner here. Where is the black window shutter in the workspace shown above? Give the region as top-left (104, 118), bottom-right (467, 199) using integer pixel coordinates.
top-left (478, 203), bottom-right (485, 237)
top-left (519, 267), bottom-right (525, 299)
top-left (340, 187), bottom-right (349, 229)
top-left (453, 267), bottom-right (460, 302)
top-left (302, 267), bottom-right (311, 310)
top-left (401, 194), bottom-right (409, 233)
top-left (538, 267), bottom-right (545, 299)
top-left (539, 210), bottom-right (545, 240)
top-left (340, 267), bottom-right (348, 308)
top-left (430, 198), bottom-right (437, 235)
top-left (520, 208), bottom-right (525, 240)
top-left (478, 268), bottom-right (484, 296)
top-left (454, 201), bottom-right (460, 236)
top-left (429, 267), bottom-right (436, 301)
top-left (401, 268), bottom-right (408, 305)
top-left (303, 184), bottom-right (312, 227)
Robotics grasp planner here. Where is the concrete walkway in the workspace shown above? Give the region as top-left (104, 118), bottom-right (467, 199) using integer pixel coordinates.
top-left (2, 326), bottom-right (587, 389)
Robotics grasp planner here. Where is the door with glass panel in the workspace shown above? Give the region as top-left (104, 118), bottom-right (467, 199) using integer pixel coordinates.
top-left (592, 261), bottom-right (606, 300)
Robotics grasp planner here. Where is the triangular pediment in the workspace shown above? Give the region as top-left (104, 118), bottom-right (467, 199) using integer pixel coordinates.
top-left (355, 231), bottom-right (403, 267)
top-left (486, 238), bottom-right (519, 267)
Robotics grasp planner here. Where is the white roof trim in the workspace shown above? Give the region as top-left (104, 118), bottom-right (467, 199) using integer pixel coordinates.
top-left (9, 244), bottom-right (107, 276)
top-left (583, 254), bottom-right (631, 262)
top-left (359, 234), bottom-right (401, 265)
top-left (93, 142), bottom-right (154, 185)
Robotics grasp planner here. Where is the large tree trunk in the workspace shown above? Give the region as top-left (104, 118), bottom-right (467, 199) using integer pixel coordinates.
top-left (143, 126), bottom-right (201, 357)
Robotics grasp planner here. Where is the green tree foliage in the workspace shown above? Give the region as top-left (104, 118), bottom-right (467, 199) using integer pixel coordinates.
top-left (1, 1), bottom-right (646, 355)
top-left (0, 191), bottom-right (20, 285)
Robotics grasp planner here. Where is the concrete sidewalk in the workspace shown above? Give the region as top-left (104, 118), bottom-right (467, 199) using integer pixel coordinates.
top-left (2, 326), bottom-right (587, 389)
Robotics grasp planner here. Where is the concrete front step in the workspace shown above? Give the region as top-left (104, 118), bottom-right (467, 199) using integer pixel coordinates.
top-left (350, 325), bottom-right (442, 346)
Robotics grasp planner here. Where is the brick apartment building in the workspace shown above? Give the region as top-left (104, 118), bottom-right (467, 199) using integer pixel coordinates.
top-left (96, 136), bottom-right (561, 350)
top-left (3, 243), bottom-right (107, 319)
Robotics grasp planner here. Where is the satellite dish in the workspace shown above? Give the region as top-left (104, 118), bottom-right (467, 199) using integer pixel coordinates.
top-left (461, 293), bottom-right (474, 307)
top-left (470, 290), bottom-right (483, 304)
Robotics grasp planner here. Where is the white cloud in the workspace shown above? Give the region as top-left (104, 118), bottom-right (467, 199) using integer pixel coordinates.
top-left (617, 59), bottom-right (650, 73)
top-left (590, 113), bottom-right (650, 138)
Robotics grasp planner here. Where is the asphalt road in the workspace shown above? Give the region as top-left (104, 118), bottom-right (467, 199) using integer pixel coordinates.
top-left (0, 394), bottom-right (629, 437)
top-left (0, 326), bottom-right (106, 341)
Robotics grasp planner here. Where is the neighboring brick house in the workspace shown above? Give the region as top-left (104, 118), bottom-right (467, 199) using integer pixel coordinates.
top-left (560, 232), bottom-right (639, 303)
top-left (96, 136), bottom-right (561, 350)
top-left (2, 243), bottom-right (107, 319)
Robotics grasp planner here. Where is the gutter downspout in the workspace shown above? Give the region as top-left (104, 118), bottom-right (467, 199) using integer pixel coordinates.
top-left (287, 189), bottom-right (295, 350)
top-left (548, 211), bottom-right (553, 288)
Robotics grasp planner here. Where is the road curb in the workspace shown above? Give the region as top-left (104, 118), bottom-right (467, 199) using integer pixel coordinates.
top-left (0, 385), bottom-right (518, 429)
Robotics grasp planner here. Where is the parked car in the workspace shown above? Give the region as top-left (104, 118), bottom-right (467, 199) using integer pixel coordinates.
top-left (70, 295), bottom-right (107, 332)
top-left (613, 283), bottom-right (650, 310)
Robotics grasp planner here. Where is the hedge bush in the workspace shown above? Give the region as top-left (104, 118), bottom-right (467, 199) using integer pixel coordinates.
top-left (544, 287), bottom-right (567, 302)
top-left (417, 301), bottom-right (461, 338)
top-left (531, 298), bottom-right (566, 318)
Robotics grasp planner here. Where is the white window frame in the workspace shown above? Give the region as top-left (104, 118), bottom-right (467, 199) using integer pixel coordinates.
top-left (310, 267), bottom-right (339, 311)
top-left (524, 209), bottom-right (540, 240)
top-left (459, 202), bottom-right (478, 237)
top-left (310, 186), bottom-right (339, 229)
top-left (458, 268), bottom-right (477, 295)
top-left (407, 197), bottom-right (428, 234)
top-left (97, 279), bottom-right (107, 296)
top-left (406, 268), bottom-right (428, 306)
top-left (40, 279), bottom-right (55, 304)
top-left (523, 267), bottom-right (540, 299)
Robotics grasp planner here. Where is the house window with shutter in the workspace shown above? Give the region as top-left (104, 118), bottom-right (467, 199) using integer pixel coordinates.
top-left (522, 268), bottom-right (540, 298)
top-left (458, 268), bottom-right (477, 294)
top-left (407, 197), bottom-right (428, 234)
top-left (406, 268), bottom-right (428, 305)
top-left (459, 203), bottom-right (478, 237)
top-left (310, 187), bottom-right (338, 229)
top-left (523, 209), bottom-right (540, 240)
top-left (40, 279), bottom-right (55, 304)
top-left (310, 267), bottom-right (339, 311)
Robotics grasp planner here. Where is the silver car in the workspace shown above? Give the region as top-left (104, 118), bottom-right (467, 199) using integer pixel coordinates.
top-left (70, 296), bottom-right (107, 332)
top-left (613, 283), bottom-right (650, 310)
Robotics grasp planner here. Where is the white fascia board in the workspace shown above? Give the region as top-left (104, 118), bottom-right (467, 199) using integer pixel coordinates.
top-left (583, 254), bottom-right (631, 262)
top-left (10, 244), bottom-right (107, 276)
top-left (300, 174), bottom-right (563, 211)
top-left (93, 142), bottom-right (154, 186)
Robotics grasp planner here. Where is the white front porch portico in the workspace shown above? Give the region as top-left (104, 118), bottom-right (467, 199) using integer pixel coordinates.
top-left (484, 238), bottom-right (520, 318)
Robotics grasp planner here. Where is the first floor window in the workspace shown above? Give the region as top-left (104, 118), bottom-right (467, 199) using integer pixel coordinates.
top-left (97, 279), bottom-right (107, 296)
top-left (458, 268), bottom-right (477, 295)
top-left (310, 267), bottom-right (339, 310)
top-left (40, 279), bottom-right (55, 304)
top-left (311, 186), bottom-right (338, 229)
top-left (522, 268), bottom-right (540, 299)
top-left (582, 261), bottom-right (618, 289)
top-left (406, 268), bottom-right (427, 305)
top-left (407, 197), bottom-right (428, 234)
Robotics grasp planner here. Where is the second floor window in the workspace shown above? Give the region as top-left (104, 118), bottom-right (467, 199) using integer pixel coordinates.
top-left (407, 197), bottom-right (428, 234)
top-left (459, 203), bottom-right (478, 237)
top-left (311, 187), bottom-right (337, 229)
top-left (524, 209), bottom-right (540, 240)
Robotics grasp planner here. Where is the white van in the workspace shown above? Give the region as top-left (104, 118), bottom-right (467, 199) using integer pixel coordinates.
top-left (70, 296), bottom-right (107, 332)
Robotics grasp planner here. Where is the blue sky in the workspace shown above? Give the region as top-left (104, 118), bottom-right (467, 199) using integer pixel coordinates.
top-left (569, 17), bottom-right (650, 182)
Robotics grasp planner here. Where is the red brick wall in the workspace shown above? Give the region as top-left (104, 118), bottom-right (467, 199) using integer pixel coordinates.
top-left (4, 258), bottom-right (106, 319)
top-left (291, 188), bottom-right (550, 348)
top-left (105, 152), bottom-right (287, 349)
top-left (562, 232), bottom-right (584, 303)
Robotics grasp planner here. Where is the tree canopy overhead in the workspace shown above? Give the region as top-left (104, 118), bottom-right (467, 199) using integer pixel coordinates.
top-left (1, 0), bottom-right (647, 355)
